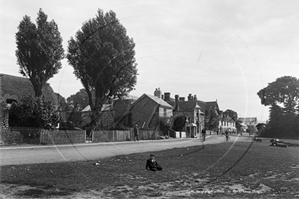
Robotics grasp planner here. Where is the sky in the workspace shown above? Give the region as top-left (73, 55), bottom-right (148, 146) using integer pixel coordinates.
top-left (0, 0), bottom-right (299, 123)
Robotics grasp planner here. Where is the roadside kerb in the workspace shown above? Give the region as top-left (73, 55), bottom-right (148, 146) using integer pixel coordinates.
top-left (0, 137), bottom-right (211, 150)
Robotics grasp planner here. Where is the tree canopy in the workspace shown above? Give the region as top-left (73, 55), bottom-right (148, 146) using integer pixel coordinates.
top-left (15, 9), bottom-right (64, 97)
top-left (257, 76), bottom-right (299, 138)
top-left (224, 109), bottom-right (238, 121)
top-left (257, 76), bottom-right (299, 114)
top-left (67, 9), bottom-right (138, 130)
top-left (66, 89), bottom-right (90, 111)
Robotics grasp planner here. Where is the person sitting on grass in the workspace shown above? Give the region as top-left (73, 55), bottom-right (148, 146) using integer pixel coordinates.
top-left (145, 154), bottom-right (163, 171)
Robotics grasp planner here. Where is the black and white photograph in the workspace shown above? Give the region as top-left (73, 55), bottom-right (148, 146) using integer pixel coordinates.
top-left (0, 0), bottom-right (299, 198)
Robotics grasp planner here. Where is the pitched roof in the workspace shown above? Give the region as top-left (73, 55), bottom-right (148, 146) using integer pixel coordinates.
top-left (81, 104), bottom-right (112, 112)
top-left (136, 94), bottom-right (173, 109)
top-left (0, 73), bottom-right (58, 105)
top-left (120, 95), bottom-right (139, 101)
top-left (168, 100), bottom-right (204, 113)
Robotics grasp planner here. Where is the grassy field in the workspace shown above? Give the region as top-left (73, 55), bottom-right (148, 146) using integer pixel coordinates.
top-left (0, 138), bottom-right (299, 198)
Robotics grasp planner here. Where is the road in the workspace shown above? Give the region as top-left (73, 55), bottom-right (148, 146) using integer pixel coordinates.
top-left (0, 135), bottom-right (250, 166)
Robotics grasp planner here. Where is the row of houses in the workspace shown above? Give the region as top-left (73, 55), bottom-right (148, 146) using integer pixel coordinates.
top-left (1, 74), bottom-right (256, 139)
top-left (78, 87), bottom-right (238, 137)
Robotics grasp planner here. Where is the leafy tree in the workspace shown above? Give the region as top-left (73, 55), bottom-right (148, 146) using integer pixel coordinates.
top-left (9, 95), bottom-right (60, 129)
top-left (205, 109), bottom-right (220, 130)
top-left (16, 9), bottom-right (64, 97)
top-left (257, 76), bottom-right (299, 114)
top-left (67, 9), bottom-right (138, 131)
top-left (66, 89), bottom-right (90, 111)
top-left (55, 93), bottom-right (69, 111)
top-left (257, 76), bottom-right (299, 138)
top-left (224, 109), bottom-right (238, 121)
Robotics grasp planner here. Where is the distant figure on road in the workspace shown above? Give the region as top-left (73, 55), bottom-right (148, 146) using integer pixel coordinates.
top-left (225, 130), bottom-right (230, 141)
top-left (201, 127), bottom-right (206, 141)
top-left (133, 124), bottom-right (139, 141)
top-left (145, 154), bottom-right (163, 171)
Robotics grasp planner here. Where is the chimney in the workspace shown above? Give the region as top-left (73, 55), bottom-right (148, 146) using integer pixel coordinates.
top-left (188, 94), bottom-right (193, 101)
top-left (174, 94), bottom-right (179, 111)
top-left (194, 95), bottom-right (197, 101)
top-left (154, 88), bottom-right (161, 98)
top-left (164, 92), bottom-right (170, 102)
top-left (179, 97), bottom-right (185, 102)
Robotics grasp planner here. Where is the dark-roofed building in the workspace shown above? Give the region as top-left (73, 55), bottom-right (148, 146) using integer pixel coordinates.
top-left (168, 94), bottom-right (205, 138)
top-left (130, 93), bottom-right (173, 130)
top-left (0, 73), bottom-right (58, 105)
top-left (80, 95), bottom-right (138, 129)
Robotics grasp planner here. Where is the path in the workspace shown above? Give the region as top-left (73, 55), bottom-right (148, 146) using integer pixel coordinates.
top-left (0, 135), bottom-right (250, 166)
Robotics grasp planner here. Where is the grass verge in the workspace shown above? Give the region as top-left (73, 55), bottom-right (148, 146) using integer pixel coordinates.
top-left (0, 140), bottom-right (299, 198)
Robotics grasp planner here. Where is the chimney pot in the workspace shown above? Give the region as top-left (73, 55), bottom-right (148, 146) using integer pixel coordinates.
top-left (164, 92), bottom-right (170, 101)
top-left (154, 88), bottom-right (162, 98)
top-left (194, 95), bottom-right (197, 101)
top-left (174, 94), bottom-right (179, 111)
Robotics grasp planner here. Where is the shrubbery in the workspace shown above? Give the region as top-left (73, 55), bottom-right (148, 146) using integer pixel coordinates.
top-left (9, 95), bottom-right (60, 129)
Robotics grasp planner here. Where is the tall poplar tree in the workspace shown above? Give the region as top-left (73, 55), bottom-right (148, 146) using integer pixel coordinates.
top-left (16, 9), bottom-right (64, 97)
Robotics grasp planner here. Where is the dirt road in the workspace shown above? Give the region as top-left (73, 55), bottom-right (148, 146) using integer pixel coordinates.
top-left (0, 135), bottom-right (250, 166)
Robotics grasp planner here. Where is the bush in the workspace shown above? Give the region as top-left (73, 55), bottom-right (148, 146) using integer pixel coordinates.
top-left (9, 95), bottom-right (60, 129)
top-left (2, 129), bottom-right (23, 145)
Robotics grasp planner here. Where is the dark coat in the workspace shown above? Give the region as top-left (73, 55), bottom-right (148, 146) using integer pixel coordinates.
top-left (145, 158), bottom-right (162, 171)
top-left (134, 126), bottom-right (139, 135)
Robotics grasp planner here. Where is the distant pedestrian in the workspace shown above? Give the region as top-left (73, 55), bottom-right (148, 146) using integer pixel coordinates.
top-left (201, 127), bottom-right (206, 141)
top-left (145, 154), bottom-right (163, 171)
top-left (225, 129), bottom-right (230, 141)
top-left (133, 124), bottom-right (139, 141)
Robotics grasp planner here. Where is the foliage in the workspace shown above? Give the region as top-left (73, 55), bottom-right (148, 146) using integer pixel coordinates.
top-left (66, 88), bottom-right (90, 111)
top-left (224, 109), bottom-right (238, 121)
top-left (15, 9), bottom-right (64, 97)
top-left (205, 109), bottom-right (220, 130)
top-left (257, 76), bottom-right (299, 114)
top-left (9, 95), bottom-right (60, 129)
top-left (257, 76), bottom-right (299, 138)
top-left (55, 93), bottom-right (68, 111)
top-left (159, 116), bottom-right (173, 135)
top-left (67, 9), bottom-right (138, 131)
top-left (2, 129), bottom-right (23, 145)
top-left (235, 120), bottom-right (243, 132)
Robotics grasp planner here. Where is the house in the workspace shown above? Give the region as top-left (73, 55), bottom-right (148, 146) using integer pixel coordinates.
top-left (219, 111), bottom-right (236, 133)
top-left (130, 93), bottom-right (173, 130)
top-left (155, 88), bottom-right (222, 137)
top-left (165, 93), bottom-right (205, 138)
top-left (80, 104), bottom-right (114, 129)
top-left (0, 73), bottom-right (58, 105)
top-left (0, 73), bottom-right (58, 131)
top-left (80, 95), bottom-right (138, 129)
